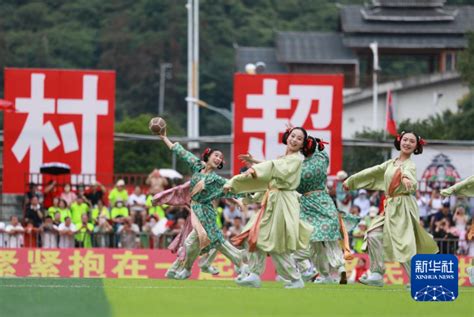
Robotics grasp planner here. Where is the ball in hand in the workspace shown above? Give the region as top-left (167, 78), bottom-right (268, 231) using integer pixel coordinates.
top-left (149, 117), bottom-right (167, 135)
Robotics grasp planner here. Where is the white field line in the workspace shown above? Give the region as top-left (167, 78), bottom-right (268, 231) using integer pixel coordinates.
top-left (0, 283), bottom-right (472, 293)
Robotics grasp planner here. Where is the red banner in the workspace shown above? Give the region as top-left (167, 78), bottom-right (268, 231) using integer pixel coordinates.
top-left (0, 249), bottom-right (471, 286)
top-left (233, 74), bottom-right (343, 175)
top-left (3, 68), bottom-right (115, 193)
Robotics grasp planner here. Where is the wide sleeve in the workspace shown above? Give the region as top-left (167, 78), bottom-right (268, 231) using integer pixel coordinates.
top-left (171, 143), bottom-right (204, 174)
top-left (400, 160), bottom-right (418, 192)
top-left (152, 181), bottom-right (191, 206)
top-left (441, 175), bottom-right (474, 197)
top-left (345, 160), bottom-right (391, 191)
top-left (225, 160), bottom-right (274, 194)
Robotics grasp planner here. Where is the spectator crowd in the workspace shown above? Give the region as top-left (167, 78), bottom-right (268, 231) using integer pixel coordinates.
top-left (0, 169), bottom-right (472, 258)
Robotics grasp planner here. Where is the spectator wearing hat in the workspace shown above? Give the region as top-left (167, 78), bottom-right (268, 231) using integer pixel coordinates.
top-left (109, 180), bottom-right (129, 207)
top-left (353, 189), bottom-right (371, 218)
top-left (365, 206), bottom-right (379, 227)
top-left (335, 170), bottom-right (351, 213)
top-left (111, 199), bottom-right (129, 225)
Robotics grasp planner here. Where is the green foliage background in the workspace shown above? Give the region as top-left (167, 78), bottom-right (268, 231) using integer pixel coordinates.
top-left (0, 0), bottom-right (472, 173)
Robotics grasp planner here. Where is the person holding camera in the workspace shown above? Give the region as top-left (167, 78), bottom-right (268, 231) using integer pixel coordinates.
top-left (39, 216), bottom-right (58, 248)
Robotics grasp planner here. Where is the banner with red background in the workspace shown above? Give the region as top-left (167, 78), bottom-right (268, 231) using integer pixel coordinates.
top-left (233, 74), bottom-right (343, 175)
top-left (3, 68), bottom-right (115, 194)
top-left (0, 249), bottom-right (471, 286)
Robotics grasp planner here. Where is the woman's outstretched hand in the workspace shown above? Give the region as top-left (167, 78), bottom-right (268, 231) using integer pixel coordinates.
top-left (238, 153), bottom-right (254, 164)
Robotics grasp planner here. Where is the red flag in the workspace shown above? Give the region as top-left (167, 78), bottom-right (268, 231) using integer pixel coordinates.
top-left (0, 99), bottom-right (14, 112)
top-left (385, 90), bottom-right (397, 136)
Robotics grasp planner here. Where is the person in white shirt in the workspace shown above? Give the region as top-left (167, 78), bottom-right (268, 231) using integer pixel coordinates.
top-left (0, 222), bottom-right (6, 248)
top-left (117, 217), bottom-right (140, 249)
top-left (40, 216), bottom-right (58, 248)
top-left (127, 186), bottom-right (147, 225)
top-left (353, 189), bottom-right (371, 218)
top-left (5, 216), bottom-right (24, 248)
top-left (58, 217), bottom-right (77, 248)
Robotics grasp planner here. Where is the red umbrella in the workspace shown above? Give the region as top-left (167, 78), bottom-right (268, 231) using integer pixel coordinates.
top-left (0, 99), bottom-right (14, 112)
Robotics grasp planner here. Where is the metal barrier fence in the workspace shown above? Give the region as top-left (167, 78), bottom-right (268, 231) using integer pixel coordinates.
top-left (0, 233), bottom-right (467, 256)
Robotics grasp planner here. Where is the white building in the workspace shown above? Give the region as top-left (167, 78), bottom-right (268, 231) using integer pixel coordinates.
top-left (342, 72), bottom-right (469, 138)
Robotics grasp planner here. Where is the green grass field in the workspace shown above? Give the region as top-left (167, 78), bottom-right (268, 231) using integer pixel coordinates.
top-left (0, 278), bottom-right (472, 317)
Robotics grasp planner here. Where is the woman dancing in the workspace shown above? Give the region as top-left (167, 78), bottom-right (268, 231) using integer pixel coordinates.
top-left (159, 131), bottom-right (247, 280)
top-left (441, 175), bottom-right (474, 285)
top-left (224, 127), bottom-right (313, 288)
top-left (293, 135), bottom-right (349, 284)
top-left (343, 131), bottom-right (438, 287)
top-left (151, 181), bottom-right (220, 278)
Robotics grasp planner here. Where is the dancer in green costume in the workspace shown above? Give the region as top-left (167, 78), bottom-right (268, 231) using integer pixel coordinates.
top-left (225, 127), bottom-right (313, 289)
top-left (344, 131), bottom-right (438, 287)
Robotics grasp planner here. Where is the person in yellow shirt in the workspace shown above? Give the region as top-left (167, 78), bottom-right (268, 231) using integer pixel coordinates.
top-left (111, 199), bottom-right (129, 224)
top-left (146, 194), bottom-right (167, 220)
top-left (70, 196), bottom-right (89, 225)
top-left (108, 180), bottom-right (129, 207)
top-left (91, 199), bottom-right (111, 224)
top-left (47, 197), bottom-right (60, 219)
top-left (56, 199), bottom-right (72, 223)
top-left (75, 214), bottom-right (94, 248)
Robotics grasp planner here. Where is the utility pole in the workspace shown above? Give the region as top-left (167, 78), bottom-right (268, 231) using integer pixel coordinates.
top-left (158, 63), bottom-right (172, 115)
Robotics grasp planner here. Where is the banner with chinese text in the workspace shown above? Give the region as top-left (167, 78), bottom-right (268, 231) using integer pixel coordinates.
top-left (233, 74), bottom-right (343, 175)
top-left (0, 248), bottom-right (471, 286)
top-left (3, 68), bottom-right (115, 193)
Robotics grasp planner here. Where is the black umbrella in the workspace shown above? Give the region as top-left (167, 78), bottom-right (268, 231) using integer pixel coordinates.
top-left (39, 162), bottom-right (71, 175)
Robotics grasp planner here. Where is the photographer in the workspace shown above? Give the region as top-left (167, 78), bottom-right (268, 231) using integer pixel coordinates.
top-left (117, 217), bottom-right (139, 249)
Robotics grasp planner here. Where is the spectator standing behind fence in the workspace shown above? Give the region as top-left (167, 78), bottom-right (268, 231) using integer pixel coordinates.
top-left (94, 215), bottom-right (113, 248)
top-left (48, 197), bottom-right (60, 219)
top-left (0, 222), bottom-right (5, 247)
top-left (416, 190), bottom-right (430, 227)
top-left (57, 199), bottom-right (72, 223)
top-left (92, 200), bottom-right (110, 223)
top-left (226, 216), bottom-right (243, 240)
top-left (428, 189), bottom-right (443, 220)
top-left (75, 214), bottom-right (94, 248)
top-left (70, 196), bottom-right (89, 226)
top-left (353, 189), bottom-right (371, 218)
top-left (40, 216), bottom-right (58, 248)
top-left (85, 181), bottom-right (106, 206)
top-left (53, 212), bottom-right (62, 226)
top-left (25, 196), bottom-right (43, 228)
top-left (43, 180), bottom-right (58, 209)
top-left (431, 201), bottom-right (453, 232)
top-left (117, 217), bottom-right (139, 249)
top-left (60, 183), bottom-right (77, 207)
top-left (111, 199), bottom-right (129, 225)
top-left (453, 206), bottom-right (469, 254)
top-left (128, 186), bottom-right (147, 225)
top-left (335, 171), bottom-right (351, 213)
top-left (352, 220), bottom-right (367, 254)
top-left (146, 169), bottom-right (169, 196)
top-left (58, 217), bottom-right (76, 248)
top-left (109, 180), bottom-right (129, 207)
top-left (5, 216), bottom-right (24, 248)
top-left (146, 193), bottom-right (167, 220)
top-left (223, 203), bottom-right (242, 227)
top-left (24, 183), bottom-right (43, 208)
top-left (23, 220), bottom-right (39, 247)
